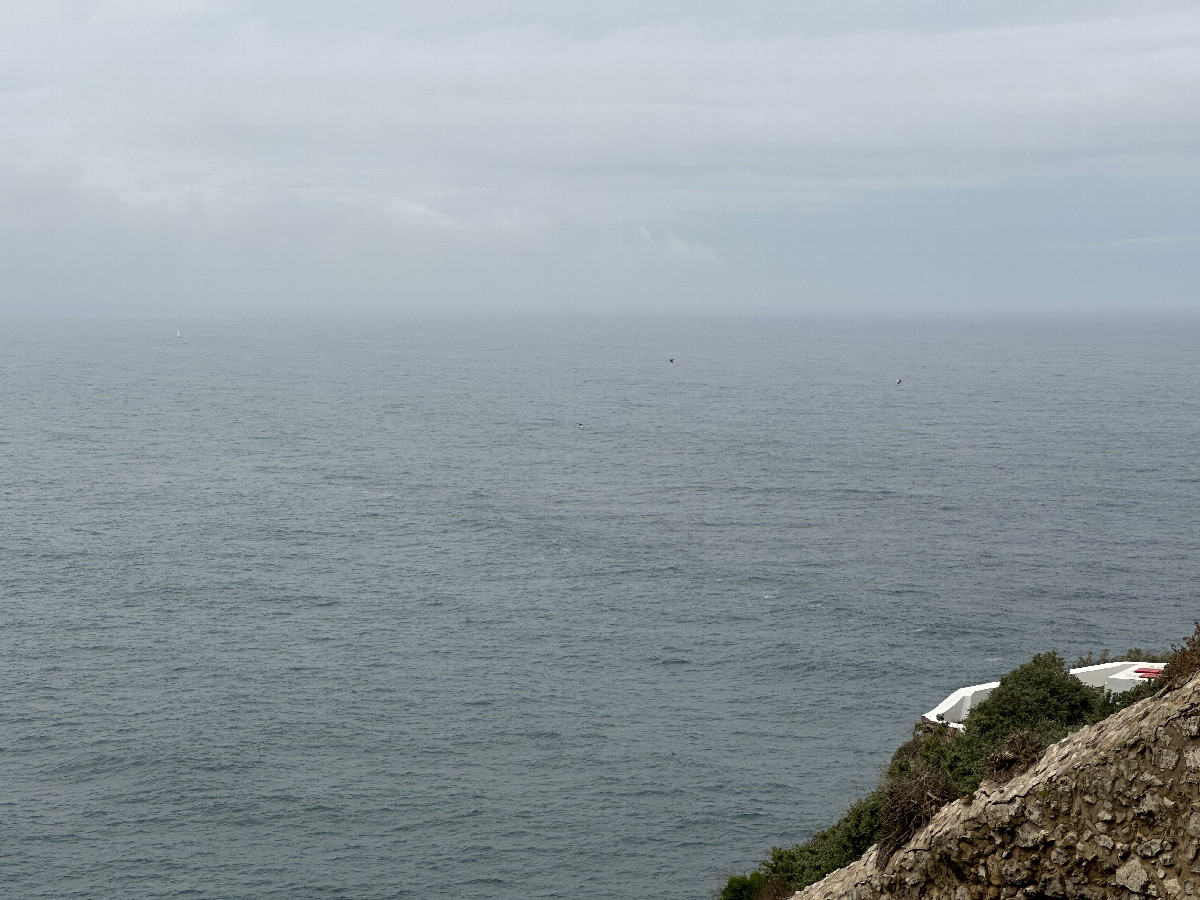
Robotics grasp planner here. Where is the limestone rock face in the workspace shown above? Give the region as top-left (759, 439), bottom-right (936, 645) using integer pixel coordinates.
top-left (791, 674), bottom-right (1200, 900)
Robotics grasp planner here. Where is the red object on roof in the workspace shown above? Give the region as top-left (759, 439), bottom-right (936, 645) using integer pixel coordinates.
top-left (1134, 667), bottom-right (1164, 679)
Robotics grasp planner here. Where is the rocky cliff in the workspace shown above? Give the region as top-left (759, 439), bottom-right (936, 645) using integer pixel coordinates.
top-left (791, 674), bottom-right (1200, 900)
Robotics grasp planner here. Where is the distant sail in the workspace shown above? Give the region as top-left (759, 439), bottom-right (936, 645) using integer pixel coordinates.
top-left (176, 329), bottom-right (182, 339)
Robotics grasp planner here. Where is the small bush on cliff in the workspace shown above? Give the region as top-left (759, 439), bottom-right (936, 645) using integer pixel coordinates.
top-left (876, 759), bottom-right (958, 858)
top-left (719, 871), bottom-right (763, 900)
top-left (966, 652), bottom-right (1109, 749)
top-left (982, 730), bottom-right (1044, 780)
top-left (1162, 621), bottom-right (1200, 691)
top-left (719, 870), bottom-right (790, 900)
top-left (761, 791), bottom-right (882, 891)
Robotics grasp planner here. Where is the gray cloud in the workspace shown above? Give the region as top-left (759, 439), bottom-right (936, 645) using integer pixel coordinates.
top-left (2, 1), bottom-right (1199, 314)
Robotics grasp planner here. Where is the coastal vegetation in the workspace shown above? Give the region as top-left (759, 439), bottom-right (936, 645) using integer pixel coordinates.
top-left (720, 625), bottom-right (1200, 900)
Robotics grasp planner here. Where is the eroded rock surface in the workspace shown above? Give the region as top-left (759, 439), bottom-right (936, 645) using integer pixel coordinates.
top-left (792, 674), bottom-right (1200, 900)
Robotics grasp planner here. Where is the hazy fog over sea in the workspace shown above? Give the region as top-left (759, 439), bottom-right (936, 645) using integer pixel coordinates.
top-left (2, 2), bottom-right (1199, 318)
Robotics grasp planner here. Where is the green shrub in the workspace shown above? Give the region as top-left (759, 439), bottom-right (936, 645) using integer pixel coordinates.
top-left (719, 870), bottom-right (790, 900)
top-left (760, 791), bottom-right (882, 891)
top-left (884, 721), bottom-right (981, 799)
top-left (1163, 621), bottom-right (1200, 691)
top-left (965, 652), bottom-right (1105, 748)
top-left (720, 871), bottom-right (767, 900)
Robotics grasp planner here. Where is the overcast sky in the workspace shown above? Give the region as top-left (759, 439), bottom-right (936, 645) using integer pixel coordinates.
top-left (2, 1), bottom-right (1199, 316)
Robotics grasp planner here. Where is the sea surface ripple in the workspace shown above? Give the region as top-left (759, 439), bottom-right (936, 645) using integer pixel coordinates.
top-left (1, 314), bottom-right (1197, 898)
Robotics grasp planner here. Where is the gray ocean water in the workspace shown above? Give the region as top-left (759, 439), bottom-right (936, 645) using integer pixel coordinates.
top-left (1, 313), bottom-right (1197, 899)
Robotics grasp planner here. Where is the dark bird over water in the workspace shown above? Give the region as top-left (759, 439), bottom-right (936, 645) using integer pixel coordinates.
top-left (896, 379), bottom-right (902, 384)
top-left (669, 359), bottom-right (675, 363)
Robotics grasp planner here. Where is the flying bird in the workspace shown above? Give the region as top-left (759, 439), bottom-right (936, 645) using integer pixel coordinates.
top-left (896, 379), bottom-right (902, 384)
top-left (669, 359), bottom-right (675, 364)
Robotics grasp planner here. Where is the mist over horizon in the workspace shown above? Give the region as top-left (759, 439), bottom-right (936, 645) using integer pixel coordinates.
top-left (2, 2), bottom-right (1199, 316)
